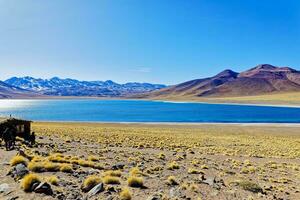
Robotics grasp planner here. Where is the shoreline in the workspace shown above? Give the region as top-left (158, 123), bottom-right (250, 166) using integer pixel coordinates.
top-left (1, 97), bottom-right (300, 108)
top-left (33, 120), bottom-right (300, 127)
top-left (150, 99), bottom-right (300, 108)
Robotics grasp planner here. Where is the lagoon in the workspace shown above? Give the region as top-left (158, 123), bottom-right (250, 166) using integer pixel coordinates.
top-left (0, 99), bottom-right (299, 123)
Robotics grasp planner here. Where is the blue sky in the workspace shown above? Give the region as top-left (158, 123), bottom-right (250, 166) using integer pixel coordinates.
top-left (0, 0), bottom-right (299, 84)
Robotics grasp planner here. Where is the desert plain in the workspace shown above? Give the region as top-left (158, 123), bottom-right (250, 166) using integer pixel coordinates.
top-left (0, 122), bottom-right (299, 200)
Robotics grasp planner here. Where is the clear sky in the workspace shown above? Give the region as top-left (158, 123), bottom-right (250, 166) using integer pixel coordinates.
top-left (0, 0), bottom-right (299, 84)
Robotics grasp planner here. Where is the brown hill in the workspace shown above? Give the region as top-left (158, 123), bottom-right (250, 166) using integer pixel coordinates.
top-left (140, 64), bottom-right (300, 98)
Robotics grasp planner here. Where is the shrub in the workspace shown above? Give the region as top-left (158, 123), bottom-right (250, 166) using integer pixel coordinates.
top-left (120, 187), bottom-right (132, 200)
top-left (128, 176), bottom-right (144, 188)
top-left (44, 162), bottom-right (60, 172)
top-left (190, 183), bottom-right (198, 192)
top-left (167, 176), bottom-right (178, 185)
top-left (104, 170), bottom-right (122, 177)
top-left (167, 161), bottom-right (180, 170)
top-left (78, 160), bottom-right (95, 168)
top-left (237, 180), bottom-right (263, 193)
top-left (82, 175), bottom-right (102, 192)
top-left (48, 175), bottom-right (59, 185)
top-left (28, 161), bottom-right (45, 172)
top-left (21, 173), bottom-right (41, 192)
top-left (10, 155), bottom-right (28, 166)
top-left (188, 168), bottom-right (202, 174)
top-left (88, 155), bottom-right (99, 161)
top-left (102, 176), bottom-right (121, 184)
top-left (200, 164), bottom-right (208, 169)
top-left (129, 167), bottom-right (143, 176)
top-left (60, 164), bottom-right (73, 173)
top-left (48, 153), bottom-right (69, 163)
top-left (158, 152), bottom-right (166, 160)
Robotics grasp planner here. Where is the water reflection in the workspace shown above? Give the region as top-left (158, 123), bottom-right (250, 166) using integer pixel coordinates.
top-left (0, 99), bottom-right (35, 110)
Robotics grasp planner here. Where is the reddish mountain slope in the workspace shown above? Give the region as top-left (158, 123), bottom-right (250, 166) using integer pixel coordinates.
top-left (140, 64), bottom-right (300, 98)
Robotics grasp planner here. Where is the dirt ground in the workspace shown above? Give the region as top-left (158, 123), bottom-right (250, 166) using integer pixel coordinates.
top-left (0, 122), bottom-right (299, 200)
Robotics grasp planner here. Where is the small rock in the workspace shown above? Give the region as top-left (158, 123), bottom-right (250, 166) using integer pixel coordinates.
top-left (0, 183), bottom-right (10, 193)
top-left (112, 163), bottom-right (125, 170)
top-left (34, 182), bottom-right (53, 195)
top-left (31, 182), bottom-right (40, 191)
top-left (169, 187), bottom-right (181, 198)
top-left (202, 176), bottom-right (215, 186)
top-left (66, 191), bottom-right (82, 200)
top-left (147, 193), bottom-right (163, 200)
top-left (87, 169), bottom-right (98, 175)
top-left (7, 197), bottom-right (19, 200)
top-left (211, 190), bottom-right (219, 196)
top-left (10, 163), bottom-right (29, 180)
top-left (107, 186), bottom-right (117, 193)
top-left (87, 183), bottom-right (104, 198)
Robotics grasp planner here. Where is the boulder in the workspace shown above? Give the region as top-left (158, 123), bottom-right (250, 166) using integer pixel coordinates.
top-left (34, 182), bottom-right (53, 195)
top-left (9, 163), bottom-right (29, 180)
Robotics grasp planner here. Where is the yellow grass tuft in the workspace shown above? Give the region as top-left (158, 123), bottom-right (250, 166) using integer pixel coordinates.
top-left (120, 187), bottom-right (132, 200)
top-left (167, 161), bottom-right (180, 170)
top-left (10, 155), bottom-right (28, 167)
top-left (129, 167), bottom-right (143, 176)
top-left (188, 168), bottom-right (203, 174)
top-left (128, 176), bottom-right (144, 188)
top-left (48, 175), bottom-right (59, 186)
top-left (88, 155), bottom-right (99, 161)
top-left (21, 173), bottom-right (41, 192)
top-left (60, 164), bottom-right (73, 173)
top-left (166, 176), bottom-right (179, 185)
top-left (104, 170), bottom-right (122, 177)
top-left (200, 164), bottom-right (208, 169)
top-left (190, 183), bottom-right (199, 192)
top-left (28, 161), bottom-right (45, 172)
top-left (82, 175), bottom-right (102, 192)
top-left (102, 176), bottom-right (121, 184)
top-left (158, 152), bottom-right (166, 160)
top-left (44, 162), bottom-right (60, 172)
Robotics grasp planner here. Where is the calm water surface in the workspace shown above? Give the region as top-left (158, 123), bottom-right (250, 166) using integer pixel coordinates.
top-left (0, 99), bottom-right (299, 123)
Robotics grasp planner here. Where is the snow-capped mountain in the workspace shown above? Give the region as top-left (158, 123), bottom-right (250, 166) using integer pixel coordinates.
top-left (4, 77), bottom-right (166, 97)
top-left (0, 80), bottom-right (40, 98)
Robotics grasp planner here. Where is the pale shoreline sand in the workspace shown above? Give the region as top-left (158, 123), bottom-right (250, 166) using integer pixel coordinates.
top-left (32, 120), bottom-right (300, 127)
top-left (1, 97), bottom-right (300, 108)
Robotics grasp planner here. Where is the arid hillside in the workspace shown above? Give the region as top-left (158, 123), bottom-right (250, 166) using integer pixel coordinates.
top-left (138, 64), bottom-right (300, 99)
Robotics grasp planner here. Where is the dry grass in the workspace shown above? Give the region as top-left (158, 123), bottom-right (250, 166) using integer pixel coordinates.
top-left (119, 187), bottom-right (132, 200)
top-left (167, 161), bottom-right (180, 170)
top-left (28, 161), bottom-right (45, 172)
top-left (166, 176), bottom-right (179, 185)
top-left (48, 175), bottom-right (59, 186)
top-left (102, 176), bottom-right (121, 184)
top-left (10, 155), bottom-right (28, 167)
top-left (29, 122), bottom-right (300, 199)
top-left (82, 175), bottom-right (102, 192)
top-left (21, 173), bottom-right (41, 192)
top-left (59, 164), bottom-right (73, 173)
top-left (128, 176), bottom-right (144, 188)
top-left (104, 170), bottom-right (122, 177)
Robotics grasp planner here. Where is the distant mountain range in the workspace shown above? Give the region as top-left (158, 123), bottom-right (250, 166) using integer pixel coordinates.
top-left (138, 64), bottom-right (300, 99)
top-left (0, 81), bottom-right (40, 98)
top-left (1, 64), bottom-right (300, 99)
top-left (1, 77), bottom-right (166, 98)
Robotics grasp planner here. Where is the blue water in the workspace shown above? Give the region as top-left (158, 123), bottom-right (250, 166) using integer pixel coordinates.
top-left (0, 99), bottom-right (299, 123)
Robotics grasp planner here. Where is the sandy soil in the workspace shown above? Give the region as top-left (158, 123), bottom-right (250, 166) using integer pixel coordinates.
top-left (0, 122), bottom-right (299, 200)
